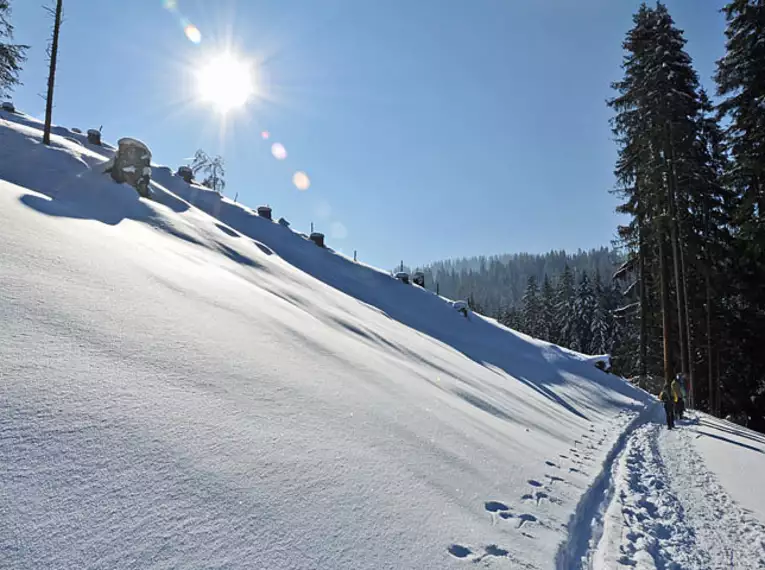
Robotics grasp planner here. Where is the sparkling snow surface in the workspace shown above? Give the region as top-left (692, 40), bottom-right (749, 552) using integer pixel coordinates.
top-left (2, 112), bottom-right (763, 569)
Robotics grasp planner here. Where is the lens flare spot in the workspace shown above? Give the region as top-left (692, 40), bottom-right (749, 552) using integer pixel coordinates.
top-left (330, 221), bottom-right (348, 240)
top-left (184, 24), bottom-right (202, 44)
top-left (163, 0), bottom-right (178, 10)
top-left (271, 143), bottom-right (287, 160)
top-left (292, 171), bottom-right (311, 191)
top-left (261, 130), bottom-right (270, 140)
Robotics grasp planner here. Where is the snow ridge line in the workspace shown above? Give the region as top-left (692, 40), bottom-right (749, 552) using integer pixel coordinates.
top-left (554, 403), bottom-right (656, 570)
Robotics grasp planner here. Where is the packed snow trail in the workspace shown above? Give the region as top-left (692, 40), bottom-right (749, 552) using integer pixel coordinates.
top-left (582, 409), bottom-right (765, 570)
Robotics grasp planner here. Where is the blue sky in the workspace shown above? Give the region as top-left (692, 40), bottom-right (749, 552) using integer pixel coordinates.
top-left (7, 0), bottom-right (726, 270)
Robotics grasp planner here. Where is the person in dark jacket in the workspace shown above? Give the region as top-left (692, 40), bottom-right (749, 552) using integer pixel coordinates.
top-left (659, 388), bottom-right (675, 429)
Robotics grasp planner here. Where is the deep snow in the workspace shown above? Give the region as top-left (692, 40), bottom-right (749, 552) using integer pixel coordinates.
top-left (1, 111), bottom-right (763, 569)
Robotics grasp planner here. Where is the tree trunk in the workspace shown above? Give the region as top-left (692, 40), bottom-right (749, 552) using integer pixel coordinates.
top-left (680, 243), bottom-right (694, 407)
top-left (705, 271), bottom-right (715, 415)
top-left (43, 0), bottom-right (63, 147)
top-left (667, 135), bottom-right (689, 383)
top-left (638, 227), bottom-right (648, 385)
top-left (659, 234), bottom-right (674, 390)
top-left (715, 344), bottom-right (721, 417)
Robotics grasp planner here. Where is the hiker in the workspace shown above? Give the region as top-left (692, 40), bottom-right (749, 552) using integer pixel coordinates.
top-left (659, 387), bottom-right (675, 429)
top-left (674, 373), bottom-right (687, 420)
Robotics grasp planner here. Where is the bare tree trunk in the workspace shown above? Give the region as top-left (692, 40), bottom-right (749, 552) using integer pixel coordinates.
top-left (639, 226), bottom-right (648, 384)
top-left (659, 234), bottom-right (674, 390)
top-left (715, 345), bottom-right (721, 416)
top-left (680, 244), bottom-right (694, 407)
top-left (667, 158), bottom-right (689, 384)
top-left (705, 272), bottom-right (715, 415)
top-left (43, 0), bottom-right (63, 146)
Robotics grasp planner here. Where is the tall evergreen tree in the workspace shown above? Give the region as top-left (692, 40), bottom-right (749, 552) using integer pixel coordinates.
top-left (714, 0), bottom-right (765, 419)
top-left (521, 276), bottom-right (541, 338)
top-left (591, 270), bottom-right (612, 355)
top-left (608, 2), bottom-right (709, 391)
top-left (539, 274), bottom-right (557, 343)
top-left (555, 265), bottom-right (577, 347)
top-left (573, 271), bottom-right (597, 354)
top-left (715, 0), bottom-right (765, 230)
top-left (0, 0), bottom-right (27, 97)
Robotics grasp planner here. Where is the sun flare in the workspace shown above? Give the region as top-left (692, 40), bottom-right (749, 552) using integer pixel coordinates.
top-left (196, 53), bottom-right (254, 113)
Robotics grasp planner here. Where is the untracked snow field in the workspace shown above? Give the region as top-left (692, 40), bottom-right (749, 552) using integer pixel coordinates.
top-left (2, 112), bottom-right (764, 569)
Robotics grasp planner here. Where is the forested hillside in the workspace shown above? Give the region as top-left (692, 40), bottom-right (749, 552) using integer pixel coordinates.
top-left (417, 248), bottom-right (621, 317)
top-left (416, 248), bottom-right (634, 374)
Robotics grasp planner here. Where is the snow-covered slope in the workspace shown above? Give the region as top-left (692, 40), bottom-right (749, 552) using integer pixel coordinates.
top-left (2, 112), bottom-right (763, 569)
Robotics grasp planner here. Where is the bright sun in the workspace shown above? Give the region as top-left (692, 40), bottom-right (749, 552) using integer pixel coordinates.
top-left (196, 53), bottom-right (254, 113)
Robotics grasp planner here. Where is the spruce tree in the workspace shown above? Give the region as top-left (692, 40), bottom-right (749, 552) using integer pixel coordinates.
top-left (591, 270), bottom-right (612, 355)
top-left (573, 271), bottom-right (596, 354)
top-left (521, 276), bottom-right (541, 337)
top-left (715, 0), bottom-right (765, 229)
top-left (539, 274), bottom-right (557, 343)
top-left (555, 265), bottom-right (577, 348)
top-left (0, 0), bottom-right (27, 97)
top-left (609, 2), bottom-right (709, 390)
top-left (715, 0), bottom-right (765, 418)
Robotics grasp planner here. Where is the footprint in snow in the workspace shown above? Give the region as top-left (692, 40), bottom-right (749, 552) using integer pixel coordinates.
top-left (448, 544), bottom-right (511, 562)
top-left (518, 514), bottom-right (538, 527)
top-left (528, 479), bottom-right (543, 488)
top-left (545, 460), bottom-right (558, 468)
top-left (484, 501), bottom-right (510, 513)
top-left (545, 474), bottom-right (565, 485)
top-left (484, 544), bottom-right (509, 557)
top-left (447, 544), bottom-right (472, 559)
top-left (522, 491), bottom-right (555, 506)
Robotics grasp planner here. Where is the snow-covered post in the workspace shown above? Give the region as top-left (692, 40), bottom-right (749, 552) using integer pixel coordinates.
top-left (257, 206), bottom-right (272, 221)
top-left (87, 128), bottom-right (102, 146)
top-left (310, 232), bottom-right (325, 247)
top-left (177, 165), bottom-right (193, 183)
